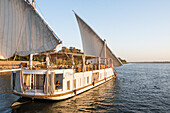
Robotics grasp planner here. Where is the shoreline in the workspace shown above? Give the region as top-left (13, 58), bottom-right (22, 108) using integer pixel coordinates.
top-left (128, 62), bottom-right (170, 63)
top-left (0, 61), bottom-right (39, 70)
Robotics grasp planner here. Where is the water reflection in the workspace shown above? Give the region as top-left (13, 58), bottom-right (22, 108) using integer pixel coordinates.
top-left (11, 79), bottom-right (117, 113)
top-left (1, 64), bottom-right (170, 112)
top-left (0, 73), bottom-right (19, 113)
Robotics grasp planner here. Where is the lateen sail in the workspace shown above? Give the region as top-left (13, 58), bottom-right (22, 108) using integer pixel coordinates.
top-left (0, 0), bottom-right (62, 59)
top-left (74, 12), bottom-right (122, 67)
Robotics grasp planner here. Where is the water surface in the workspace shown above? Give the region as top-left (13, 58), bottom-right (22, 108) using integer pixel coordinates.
top-left (0, 63), bottom-right (170, 113)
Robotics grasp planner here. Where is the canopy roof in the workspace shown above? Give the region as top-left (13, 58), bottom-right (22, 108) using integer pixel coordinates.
top-left (0, 0), bottom-right (62, 59)
top-left (34, 52), bottom-right (114, 61)
top-left (74, 12), bottom-right (122, 66)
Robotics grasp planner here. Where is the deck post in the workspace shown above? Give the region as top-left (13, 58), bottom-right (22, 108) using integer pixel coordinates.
top-left (98, 57), bottom-right (100, 70)
top-left (29, 54), bottom-right (33, 69)
top-left (111, 59), bottom-right (114, 68)
top-left (34, 74), bottom-right (36, 92)
top-left (46, 55), bottom-right (50, 68)
top-left (71, 54), bottom-right (75, 69)
top-left (107, 59), bottom-right (109, 68)
top-left (55, 56), bottom-right (57, 65)
top-left (82, 55), bottom-right (86, 72)
top-left (62, 57), bottom-right (64, 66)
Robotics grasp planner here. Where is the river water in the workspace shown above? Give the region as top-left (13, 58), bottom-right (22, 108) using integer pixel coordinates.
top-left (0, 63), bottom-right (170, 113)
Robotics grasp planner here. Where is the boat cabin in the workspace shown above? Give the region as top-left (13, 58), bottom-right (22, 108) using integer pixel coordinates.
top-left (11, 52), bottom-right (115, 100)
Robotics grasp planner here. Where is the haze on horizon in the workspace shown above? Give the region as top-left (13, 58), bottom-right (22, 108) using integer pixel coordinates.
top-left (36, 0), bottom-right (170, 62)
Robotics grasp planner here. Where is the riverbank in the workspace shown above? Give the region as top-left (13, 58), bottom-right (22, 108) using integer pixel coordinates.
top-left (128, 61), bottom-right (170, 63)
top-left (0, 72), bottom-right (11, 76)
top-left (0, 61), bottom-right (39, 70)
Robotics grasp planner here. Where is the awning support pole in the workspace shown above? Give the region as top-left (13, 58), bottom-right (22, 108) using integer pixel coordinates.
top-left (29, 54), bottom-right (33, 69)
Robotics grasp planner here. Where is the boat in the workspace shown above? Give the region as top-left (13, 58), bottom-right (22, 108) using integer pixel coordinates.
top-left (0, 0), bottom-right (122, 100)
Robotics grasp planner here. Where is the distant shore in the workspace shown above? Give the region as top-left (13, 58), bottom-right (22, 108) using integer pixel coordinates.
top-left (128, 62), bottom-right (170, 63)
top-left (0, 61), bottom-right (39, 70)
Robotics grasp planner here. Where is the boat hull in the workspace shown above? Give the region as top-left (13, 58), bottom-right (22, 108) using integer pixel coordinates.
top-left (12, 68), bottom-right (116, 100)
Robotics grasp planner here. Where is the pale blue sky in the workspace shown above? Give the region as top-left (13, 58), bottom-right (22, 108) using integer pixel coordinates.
top-left (35, 0), bottom-right (170, 62)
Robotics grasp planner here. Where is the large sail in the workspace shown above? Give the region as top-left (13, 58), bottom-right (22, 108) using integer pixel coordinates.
top-left (74, 12), bottom-right (122, 66)
top-left (0, 0), bottom-right (62, 59)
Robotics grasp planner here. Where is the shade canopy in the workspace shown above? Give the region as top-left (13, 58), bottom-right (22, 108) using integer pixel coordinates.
top-left (0, 0), bottom-right (62, 59)
top-left (74, 12), bottom-right (122, 67)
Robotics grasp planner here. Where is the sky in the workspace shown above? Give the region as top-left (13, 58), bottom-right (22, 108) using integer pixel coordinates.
top-left (35, 0), bottom-right (170, 62)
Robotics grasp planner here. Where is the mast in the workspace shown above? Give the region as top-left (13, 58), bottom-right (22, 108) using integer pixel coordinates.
top-left (29, 0), bottom-right (35, 69)
top-left (26, 0), bottom-right (35, 9)
top-left (32, 0), bottom-right (35, 8)
top-left (29, 54), bottom-right (33, 69)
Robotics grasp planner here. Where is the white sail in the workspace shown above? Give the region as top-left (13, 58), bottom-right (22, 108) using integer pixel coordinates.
top-left (74, 13), bottom-right (122, 66)
top-left (0, 0), bottom-right (62, 59)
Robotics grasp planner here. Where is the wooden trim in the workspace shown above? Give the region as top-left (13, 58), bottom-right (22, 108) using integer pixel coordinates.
top-left (13, 75), bottom-right (114, 98)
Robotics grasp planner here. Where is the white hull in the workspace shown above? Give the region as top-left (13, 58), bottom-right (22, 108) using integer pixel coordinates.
top-left (12, 68), bottom-right (115, 100)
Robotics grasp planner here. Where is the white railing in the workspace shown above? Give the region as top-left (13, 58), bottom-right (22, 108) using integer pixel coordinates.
top-left (0, 68), bottom-right (21, 73)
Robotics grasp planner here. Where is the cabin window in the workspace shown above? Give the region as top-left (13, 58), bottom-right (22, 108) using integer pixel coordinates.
top-left (31, 75), bottom-right (34, 89)
top-left (12, 72), bottom-right (16, 90)
top-left (92, 72), bottom-right (99, 82)
top-left (23, 74), bottom-right (32, 90)
top-left (22, 74), bottom-right (45, 91)
top-left (55, 74), bottom-right (63, 91)
top-left (73, 79), bottom-right (76, 89)
top-left (55, 80), bottom-right (60, 90)
top-left (87, 76), bottom-right (89, 84)
top-left (35, 74), bottom-right (45, 90)
top-left (67, 81), bottom-right (70, 90)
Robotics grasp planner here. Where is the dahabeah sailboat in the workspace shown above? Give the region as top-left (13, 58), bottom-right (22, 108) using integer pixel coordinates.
top-left (0, 0), bottom-right (121, 100)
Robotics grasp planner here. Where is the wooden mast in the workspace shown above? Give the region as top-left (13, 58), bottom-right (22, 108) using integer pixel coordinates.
top-left (32, 0), bottom-right (35, 8)
top-left (26, 0), bottom-right (35, 69)
top-left (26, 0), bottom-right (35, 9)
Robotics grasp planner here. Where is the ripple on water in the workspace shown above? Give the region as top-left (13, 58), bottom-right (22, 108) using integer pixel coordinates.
top-left (0, 64), bottom-right (170, 112)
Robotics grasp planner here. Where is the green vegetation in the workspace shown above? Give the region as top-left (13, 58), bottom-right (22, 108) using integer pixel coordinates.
top-left (118, 57), bottom-right (128, 64)
top-left (0, 46), bottom-right (83, 62)
top-left (59, 46), bottom-right (84, 54)
top-left (0, 55), bottom-right (29, 61)
top-left (1, 46), bottom-right (127, 65)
